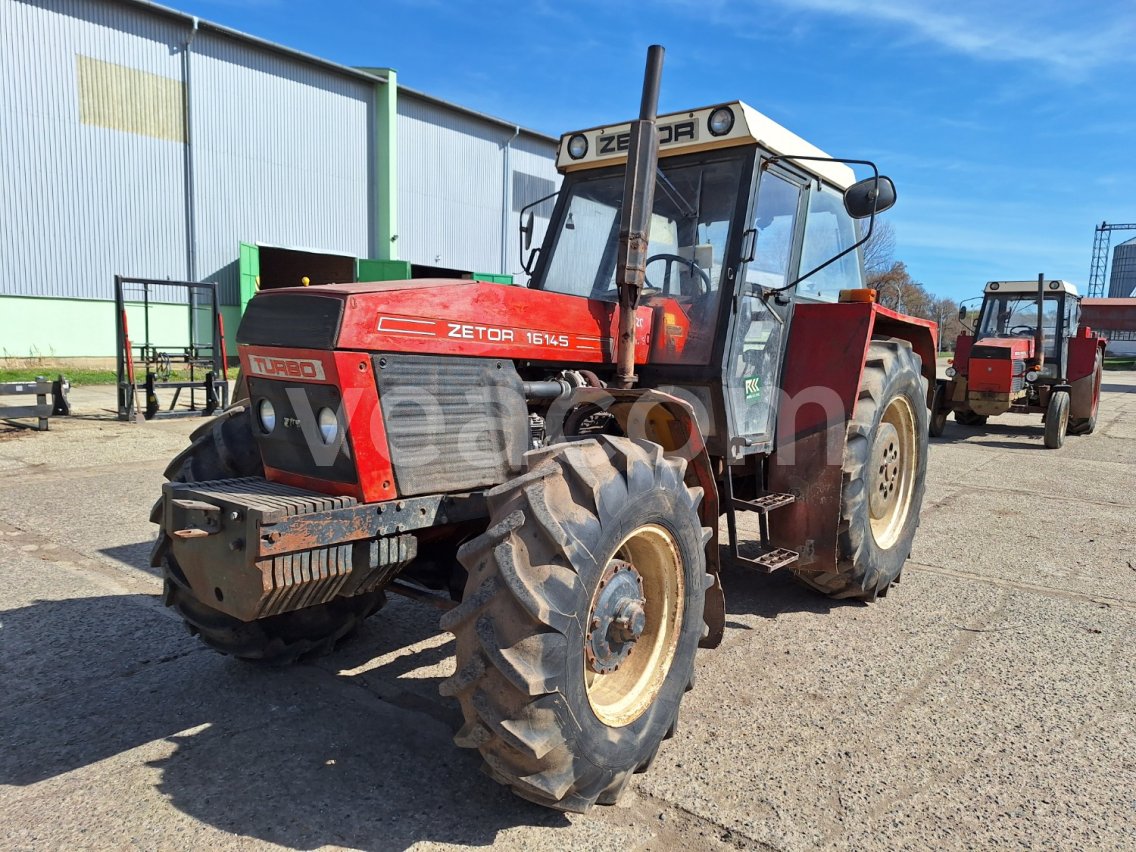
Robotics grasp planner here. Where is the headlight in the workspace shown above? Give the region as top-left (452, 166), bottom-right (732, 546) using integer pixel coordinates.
top-left (317, 407), bottom-right (339, 445)
top-left (1025, 369), bottom-right (1040, 382)
top-left (566, 134), bottom-right (588, 160)
top-left (257, 399), bottom-right (276, 433)
top-left (945, 366), bottom-right (957, 378)
top-left (708, 106), bottom-right (735, 137)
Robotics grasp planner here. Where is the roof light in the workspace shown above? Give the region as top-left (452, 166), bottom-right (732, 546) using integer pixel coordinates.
top-left (989, 282), bottom-right (1000, 291)
top-left (1049, 281), bottom-right (1061, 290)
top-left (708, 106), bottom-right (734, 137)
top-left (566, 134), bottom-right (588, 160)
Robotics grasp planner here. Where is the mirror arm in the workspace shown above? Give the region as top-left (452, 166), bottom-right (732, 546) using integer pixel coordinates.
top-left (517, 189), bottom-right (560, 271)
top-left (761, 156), bottom-right (882, 294)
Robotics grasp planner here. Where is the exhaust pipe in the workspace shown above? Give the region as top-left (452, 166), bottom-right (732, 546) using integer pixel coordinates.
top-left (613, 45), bottom-right (664, 389)
top-left (1035, 273), bottom-right (1045, 369)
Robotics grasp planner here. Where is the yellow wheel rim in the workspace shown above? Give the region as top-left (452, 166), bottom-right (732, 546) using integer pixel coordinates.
top-left (868, 395), bottom-right (917, 549)
top-left (584, 524), bottom-right (684, 728)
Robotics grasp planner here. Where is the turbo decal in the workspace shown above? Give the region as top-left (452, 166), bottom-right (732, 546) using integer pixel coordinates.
top-left (247, 354), bottom-right (326, 381)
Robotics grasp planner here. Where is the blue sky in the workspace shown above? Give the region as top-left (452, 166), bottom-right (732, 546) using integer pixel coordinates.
top-left (180, 0), bottom-right (1135, 302)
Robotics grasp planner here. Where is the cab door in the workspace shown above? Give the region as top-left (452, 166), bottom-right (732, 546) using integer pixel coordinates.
top-left (722, 165), bottom-right (806, 453)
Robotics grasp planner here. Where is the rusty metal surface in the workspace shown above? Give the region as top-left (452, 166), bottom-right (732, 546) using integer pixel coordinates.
top-left (160, 477), bottom-right (484, 622)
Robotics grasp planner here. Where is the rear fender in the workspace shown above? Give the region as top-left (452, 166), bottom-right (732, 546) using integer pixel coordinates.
top-left (768, 302), bottom-right (936, 572)
top-left (1067, 335), bottom-right (1106, 419)
top-left (554, 387), bottom-right (724, 649)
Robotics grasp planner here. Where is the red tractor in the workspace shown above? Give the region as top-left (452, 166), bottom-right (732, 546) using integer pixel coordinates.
top-left (931, 276), bottom-right (1105, 448)
top-left (152, 47), bottom-right (937, 811)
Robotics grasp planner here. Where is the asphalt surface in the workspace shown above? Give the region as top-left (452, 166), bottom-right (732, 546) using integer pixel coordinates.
top-left (1, 377), bottom-right (1134, 850)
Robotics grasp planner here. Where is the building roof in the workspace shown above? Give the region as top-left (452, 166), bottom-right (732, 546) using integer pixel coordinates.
top-left (114, 0), bottom-right (556, 144)
top-left (114, 0), bottom-right (387, 84)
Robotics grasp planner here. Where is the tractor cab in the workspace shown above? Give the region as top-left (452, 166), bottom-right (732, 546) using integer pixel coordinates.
top-left (934, 277), bottom-right (1105, 447)
top-left (969, 279), bottom-right (1079, 374)
top-left (526, 102), bottom-right (893, 455)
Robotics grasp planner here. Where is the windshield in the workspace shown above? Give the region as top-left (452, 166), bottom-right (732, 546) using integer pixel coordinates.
top-left (978, 292), bottom-right (1061, 354)
top-left (539, 153), bottom-right (747, 308)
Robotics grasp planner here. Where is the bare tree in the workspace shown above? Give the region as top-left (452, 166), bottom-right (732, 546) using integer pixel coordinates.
top-left (861, 218), bottom-right (896, 278)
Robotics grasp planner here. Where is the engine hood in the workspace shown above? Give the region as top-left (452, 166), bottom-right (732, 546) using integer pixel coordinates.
top-left (236, 278), bottom-right (653, 365)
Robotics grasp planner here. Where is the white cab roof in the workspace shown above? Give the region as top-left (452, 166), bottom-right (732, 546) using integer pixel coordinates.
top-left (985, 280), bottom-right (1080, 297)
top-left (557, 101), bottom-right (857, 190)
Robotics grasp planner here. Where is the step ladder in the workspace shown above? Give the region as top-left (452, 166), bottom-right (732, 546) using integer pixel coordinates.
top-left (722, 461), bottom-right (799, 573)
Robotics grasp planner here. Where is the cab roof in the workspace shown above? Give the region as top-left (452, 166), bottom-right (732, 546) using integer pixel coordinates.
top-left (556, 101), bottom-right (856, 190)
top-left (985, 280), bottom-right (1080, 297)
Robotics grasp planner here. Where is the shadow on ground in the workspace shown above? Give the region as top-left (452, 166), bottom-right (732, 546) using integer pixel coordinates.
top-left (100, 542), bottom-right (162, 578)
top-left (718, 548), bottom-right (861, 624)
top-left (0, 593), bottom-right (567, 849)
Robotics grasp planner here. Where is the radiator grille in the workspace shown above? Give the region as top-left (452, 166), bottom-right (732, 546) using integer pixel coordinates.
top-left (375, 354), bottom-right (527, 496)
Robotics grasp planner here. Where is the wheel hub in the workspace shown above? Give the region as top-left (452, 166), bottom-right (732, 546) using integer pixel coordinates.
top-left (585, 560), bottom-right (645, 674)
top-left (869, 421), bottom-right (902, 518)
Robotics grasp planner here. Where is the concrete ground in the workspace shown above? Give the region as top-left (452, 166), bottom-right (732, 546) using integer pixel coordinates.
top-left (1, 376), bottom-right (1134, 851)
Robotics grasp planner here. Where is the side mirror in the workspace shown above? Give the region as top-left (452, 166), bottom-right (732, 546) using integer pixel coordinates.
top-left (843, 176), bottom-right (897, 219)
top-left (958, 306), bottom-right (968, 321)
top-left (520, 210), bottom-right (535, 251)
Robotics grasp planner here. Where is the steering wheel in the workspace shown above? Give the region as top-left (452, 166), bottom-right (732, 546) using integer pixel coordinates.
top-left (1008, 324), bottom-right (1036, 336)
top-left (645, 253), bottom-right (711, 296)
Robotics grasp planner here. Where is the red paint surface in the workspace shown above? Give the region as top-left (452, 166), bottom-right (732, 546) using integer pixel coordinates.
top-left (770, 301), bottom-right (940, 571)
top-left (238, 346), bottom-right (396, 503)
top-left (261, 279), bottom-right (654, 364)
top-left (968, 357), bottom-right (1014, 392)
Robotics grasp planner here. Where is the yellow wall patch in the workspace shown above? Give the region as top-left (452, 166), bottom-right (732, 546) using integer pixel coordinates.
top-left (76, 54), bottom-right (185, 142)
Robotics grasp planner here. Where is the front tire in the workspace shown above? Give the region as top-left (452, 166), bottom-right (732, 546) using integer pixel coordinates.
top-left (157, 405), bottom-right (384, 664)
top-left (1044, 390), bottom-right (1070, 449)
top-left (796, 338), bottom-right (929, 600)
top-left (440, 436), bottom-right (710, 812)
top-left (929, 382), bottom-right (948, 437)
top-left (955, 410), bottom-right (987, 427)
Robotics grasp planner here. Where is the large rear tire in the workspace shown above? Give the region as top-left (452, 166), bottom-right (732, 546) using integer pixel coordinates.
top-left (440, 436), bottom-right (710, 812)
top-left (796, 339), bottom-right (929, 600)
top-left (157, 405), bottom-right (384, 664)
top-left (1068, 351), bottom-right (1102, 436)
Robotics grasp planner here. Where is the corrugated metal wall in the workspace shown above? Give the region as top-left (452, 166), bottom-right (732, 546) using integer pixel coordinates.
top-left (1, 0), bottom-right (189, 299)
top-left (398, 93), bottom-right (560, 279)
top-left (2, 0), bottom-right (560, 316)
top-left (191, 31), bottom-right (373, 303)
top-left (1, 0), bottom-right (373, 305)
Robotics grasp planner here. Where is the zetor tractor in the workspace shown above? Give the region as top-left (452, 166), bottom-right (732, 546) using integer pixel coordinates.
top-left (932, 276), bottom-right (1105, 448)
top-left (152, 47), bottom-right (937, 811)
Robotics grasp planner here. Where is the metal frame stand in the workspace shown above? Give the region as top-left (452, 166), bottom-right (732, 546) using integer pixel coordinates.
top-left (115, 275), bottom-right (230, 421)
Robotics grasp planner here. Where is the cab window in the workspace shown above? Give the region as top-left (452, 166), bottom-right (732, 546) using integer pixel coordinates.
top-left (798, 184), bottom-right (862, 302)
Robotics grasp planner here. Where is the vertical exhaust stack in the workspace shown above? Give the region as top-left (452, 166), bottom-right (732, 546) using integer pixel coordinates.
top-left (1035, 273), bottom-right (1046, 368)
top-left (613, 45), bottom-right (664, 389)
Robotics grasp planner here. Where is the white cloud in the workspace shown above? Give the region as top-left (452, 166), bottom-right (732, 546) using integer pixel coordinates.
top-left (770, 0), bottom-right (1136, 78)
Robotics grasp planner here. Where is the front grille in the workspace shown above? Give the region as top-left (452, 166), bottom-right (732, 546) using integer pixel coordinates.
top-left (247, 377), bottom-right (357, 484)
top-left (237, 293), bottom-right (343, 349)
top-left (1011, 359), bottom-right (1025, 394)
top-left (374, 354), bottom-right (527, 496)
top-left (970, 345), bottom-right (1012, 360)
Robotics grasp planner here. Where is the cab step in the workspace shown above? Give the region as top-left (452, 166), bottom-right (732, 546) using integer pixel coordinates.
top-left (735, 545), bottom-right (799, 573)
top-left (721, 462), bottom-right (799, 573)
top-left (729, 491), bottom-right (795, 514)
